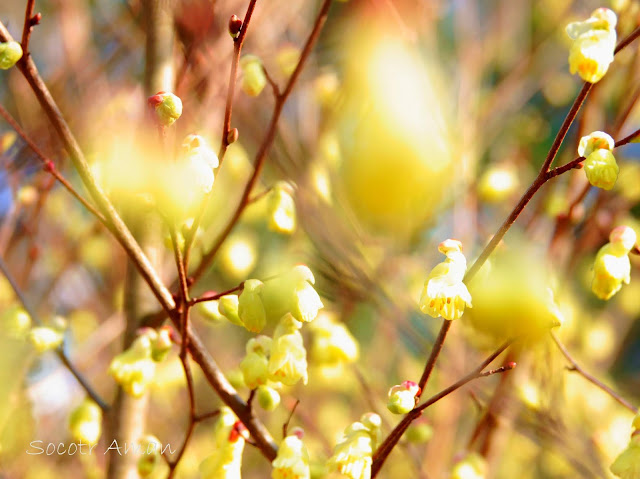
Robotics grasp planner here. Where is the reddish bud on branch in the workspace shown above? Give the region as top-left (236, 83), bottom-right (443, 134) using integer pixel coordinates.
top-left (229, 15), bottom-right (242, 39)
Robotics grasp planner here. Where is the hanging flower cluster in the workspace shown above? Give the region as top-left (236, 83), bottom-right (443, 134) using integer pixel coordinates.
top-left (592, 225), bottom-right (637, 300)
top-left (271, 428), bottom-right (310, 479)
top-left (579, 131), bottom-right (619, 190)
top-left (200, 407), bottom-right (249, 479)
top-left (327, 413), bottom-right (382, 479)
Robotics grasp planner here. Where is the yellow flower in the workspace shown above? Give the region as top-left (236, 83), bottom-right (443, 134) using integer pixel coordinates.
top-left (272, 432), bottom-right (310, 479)
top-left (568, 27), bottom-right (616, 84)
top-left (419, 239), bottom-right (472, 321)
top-left (584, 149), bottom-right (619, 190)
top-left (262, 265), bottom-right (324, 323)
top-left (328, 414), bottom-right (381, 479)
top-left (268, 314), bottom-right (308, 386)
top-left (611, 433), bottom-right (640, 479)
top-left (218, 295), bottom-right (243, 326)
top-left (137, 435), bottom-right (162, 478)
top-left (592, 226), bottom-right (637, 300)
top-left (240, 336), bottom-right (272, 389)
top-left (578, 131), bottom-right (615, 158)
top-left (309, 312), bottom-right (359, 366)
top-left (238, 279), bottom-right (267, 333)
top-left (451, 453), bottom-right (487, 479)
top-left (28, 326), bottom-right (64, 353)
top-left (267, 182), bottom-right (297, 234)
top-left (68, 399), bottom-right (102, 446)
top-left (240, 55), bottom-right (267, 97)
top-left (108, 334), bottom-right (157, 398)
top-left (201, 408), bottom-right (248, 479)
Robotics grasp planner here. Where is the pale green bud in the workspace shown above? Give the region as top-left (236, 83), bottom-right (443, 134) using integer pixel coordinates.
top-left (405, 422), bottom-right (434, 444)
top-left (386, 380), bottom-right (421, 415)
top-left (148, 91), bottom-right (182, 126)
top-left (238, 279), bottom-right (267, 333)
top-left (198, 299), bottom-right (225, 322)
top-left (0, 41), bottom-right (23, 70)
top-left (262, 266), bottom-right (324, 323)
top-left (218, 295), bottom-right (243, 326)
top-left (68, 398), bottom-right (102, 446)
top-left (240, 55), bottom-right (267, 97)
top-left (256, 385), bottom-right (281, 411)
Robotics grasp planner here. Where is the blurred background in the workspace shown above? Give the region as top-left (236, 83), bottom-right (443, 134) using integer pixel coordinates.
top-left (1, 0), bottom-right (640, 477)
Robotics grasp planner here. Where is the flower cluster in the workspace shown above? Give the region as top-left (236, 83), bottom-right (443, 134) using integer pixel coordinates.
top-left (200, 408), bottom-right (248, 479)
top-left (592, 225), bottom-right (637, 300)
top-left (566, 8), bottom-right (617, 83)
top-left (579, 131), bottom-right (619, 190)
top-left (108, 327), bottom-right (174, 397)
top-left (327, 413), bottom-right (381, 479)
top-left (419, 239), bottom-right (472, 321)
top-left (271, 429), bottom-right (310, 479)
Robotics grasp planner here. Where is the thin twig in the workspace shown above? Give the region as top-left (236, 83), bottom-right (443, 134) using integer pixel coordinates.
top-left (551, 331), bottom-right (637, 414)
top-left (189, 283), bottom-right (244, 305)
top-left (282, 399), bottom-right (300, 438)
top-left (0, 255), bottom-right (109, 411)
top-left (20, 0), bottom-right (36, 54)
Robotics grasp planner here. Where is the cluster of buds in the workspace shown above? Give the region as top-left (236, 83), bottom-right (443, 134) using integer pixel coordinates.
top-left (108, 327), bottom-right (174, 397)
top-left (308, 312), bottom-right (359, 366)
top-left (610, 413), bottom-right (640, 478)
top-left (68, 398), bottom-right (102, 446)
top-left (267, 182), bottom-right (297, 235)
top-left (327, 413), bottom-right (382, 479)
top-left (579, 131), bottom-right (619, 190)
top-left (218, 265), bottom-right (324, 332)
top-left (451, 452), bottom-right (488, 479)
top-left (386, 380), bottom-right (421, 415)
top-left (566, 8), bottom-right (617, 83)
top-left (240, 55), bottom-right (267, 96)
top-left (136, 435), bottom-right (163, 477)
top-left (200, 407), bottom-right (248, 479)
top-left (28, 316), bottom-right (67, 353)
top-left (271, 428), bottom-right (310, 479)
top-left (592, 225), bottom-right (637, 300)
top-left (419, 239), bottom-right (472, 321)
top-left (0, 41), bottom-right (23, 70)
top-left (148, 91), bottom-right (182, 127)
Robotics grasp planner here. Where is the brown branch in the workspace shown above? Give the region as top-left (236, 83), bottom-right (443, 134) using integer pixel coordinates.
top-left (191, 0), bottom-right (334, 284)
top-left (282, 399), bottom-right (300, 438)
top-left (20, 0), bottom-right (37, 54)
top-left (0, 255), bottom-right (109, 411)
top-left (551, 331), bottom-right (637, 414)
top-left (371, 341), bottom-right (514, 477)
top-left (416, 320), bottom-right (452, 399)
top-left (189, 283), bottom-right (244, 305)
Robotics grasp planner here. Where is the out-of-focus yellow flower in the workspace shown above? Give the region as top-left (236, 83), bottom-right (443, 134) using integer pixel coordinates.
top-left (1, 305), bottom-right (31, 339)
top-left (611, 433), bottom-right (640, 478)
top-left (0, 41), bottom-right (23, 69)
top-left (451, 453), bottom-right (487, 479)
top-left (219, 232), bottom-right (258, 280)
top-left (478, 165), bottom-right (519, 203)
top-left (108, 333), bottom-right (157, 398)
top-left (387, 380), bottom-right (420, 415)
top-left (314, 71), bottom-right (340, 106)
top-left (465, 243), bottom-right (563, 341)
top-left (262, 265), bottom-right (324, 323)
top-left (584, 149), bottom-right (619, 190)
top-left (592, 226), bottom-right (637, 300)
top-left (566, 9), bottom-right (617, 83)
top-left (272, 431), bottom-right (310, 479)
top-left (201, 411), bottom-right (247, 479)
top-left (276, 45), bottom-right (300, 77)
top-left (405, 422), bottom-right (434, 444)
top-left (309, 312), bottom-right (359, 366)
top-left (137, 435), bottom-right (162, 478)
top-left (240, 335), bottom-right (271, 389)
top-left (419, 239), bottom-right (472, 321)
top-left (28, 326), bottom-right (64, 353)
top-left (268, 314), bottom-right (308, 386)
top-left (328, 413), bottom-right (381, 479)
top-left (238, 279), bottom-right (267, 333)
top-left (68, 398), bottom-right (102, 446)
top-left (240, 55), bottom-right (267, 97)
top-left (267, 182), bottom-right (297, 234)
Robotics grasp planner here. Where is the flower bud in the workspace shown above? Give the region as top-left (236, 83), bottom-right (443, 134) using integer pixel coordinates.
top-left (68, 398), bottom-right (102, 446)
top-left (257, 385), bottom-right (281, 411)
top-left (28, 326), bottom-right (64, 353)
top-left (584, 149), bottom-right (619, 190)
top-left (272, 433), bottom-right (310, 479)
top-left (227, 128), bottom-right (239, 145)
top-left (198, 299), bottom-right (225, 322)
top-left (240, 55), bottom-right (267, 97)
top-left (108, 334), bottom-right (157, 397)
top-left (137, 435), bottom-right (162, 477)
top-left (0, 41), bottom-right (23, 70)
top-left (267, 182), bottom-right (296, 234)
top-left (387, 380), bottom-right (420, 414)
top-left (218, 295), bottom-right (243, 326)
top-left (238, 279), bottom-right (267, 333)
top-left (151, 325), bottom-right (173, 362)
top-left (578, 131), bottom-right (615, 158)
top-left (405, 422), bottom-right (434, 444)
top-left (269, 314), bottom-right (308, 386)
top-left (148, 91), bottom-right (182, 126)
top-left (229, 15), bottom-right (242, 38)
